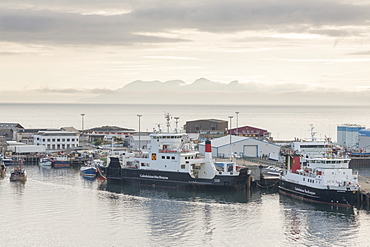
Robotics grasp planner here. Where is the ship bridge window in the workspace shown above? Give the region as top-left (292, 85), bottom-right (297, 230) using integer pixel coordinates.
top-left (172, 157), bottom-right (175, 160)
top-left (167, 156), bottom-right (170, 159)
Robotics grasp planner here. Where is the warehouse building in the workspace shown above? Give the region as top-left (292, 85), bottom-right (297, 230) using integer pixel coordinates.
top-left (198, 135), bottom-right (281, 159)
top-left (337, 124), bottom-right (365, 148)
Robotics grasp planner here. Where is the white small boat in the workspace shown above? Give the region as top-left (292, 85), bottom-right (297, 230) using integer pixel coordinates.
top-left (39, 158), bottom-right (52, 167)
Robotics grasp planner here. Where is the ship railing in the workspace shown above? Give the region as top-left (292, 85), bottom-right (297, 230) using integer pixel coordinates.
top-left (326, 180), bottom-right (359, 188)
top-left (159, 149), bottom-right (192, 153)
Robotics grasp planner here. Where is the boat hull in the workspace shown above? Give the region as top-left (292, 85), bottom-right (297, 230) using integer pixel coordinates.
top-left (278, 180), bottom-right (357, 207)
top-left (3, 159), bottom-right (24, 166)
top-left (39, 160), bottom-right (52, 167)
top-left (80, 167), bottom-right (98, 177)
top-left (10, 170), bottom-right (27, 182)
top-left (100, 158), bottom-right (250, 191)
top-left (53, 161), bottom-right (70, 168)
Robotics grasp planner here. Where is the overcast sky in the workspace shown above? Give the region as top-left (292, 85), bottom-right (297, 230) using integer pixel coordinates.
top-left (1, 0), bottom-right (370, 104)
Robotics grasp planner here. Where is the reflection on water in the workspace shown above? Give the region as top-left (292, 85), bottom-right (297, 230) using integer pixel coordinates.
top-left (1, 165), bottom-right (370, 247)
top-left (99, 181), bottom-right (255, 204)
top-left (280, 195), bottom-right (359, 246)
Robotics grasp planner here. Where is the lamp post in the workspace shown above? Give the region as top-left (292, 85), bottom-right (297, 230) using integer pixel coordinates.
top-left (235, 111), bottom-right (239, 136)
top-left (81, 113), bottom-right (85, 135)
top-left (137, 114), bottom-right (142, 151)
top-left (228, 115), bottom-right (233, 157)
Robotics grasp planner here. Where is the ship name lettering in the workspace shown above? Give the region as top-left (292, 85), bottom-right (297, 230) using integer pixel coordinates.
top-left (140, 174), bottom-right (169, 180)
top-left (295, 187), bottom-right (316, 195)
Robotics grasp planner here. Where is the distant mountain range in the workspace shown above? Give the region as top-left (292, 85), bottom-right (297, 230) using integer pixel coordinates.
top-left (116, 78), bottom-right (242, 92)
top-left (82, 78), bottom-right (253, 105)
top-left (81, 78), bottom-right (370, 105)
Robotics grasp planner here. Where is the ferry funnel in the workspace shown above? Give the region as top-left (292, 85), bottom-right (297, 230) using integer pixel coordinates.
top-left (205, 140), bottom-right (212, 162)
top-left (205, 140), bottom-right (212, 153)
top-left (291, 155), bottom-right (301, 173)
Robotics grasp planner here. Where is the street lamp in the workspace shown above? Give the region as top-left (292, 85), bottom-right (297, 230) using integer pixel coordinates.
top-left (228, 115), bottom-right (233, 157)
top-left (137, 114), bottom-right (142, 151)
top-left (81, 113), bottom-right (85, 135)
top-left (235, 111), bottom-right (239, 136)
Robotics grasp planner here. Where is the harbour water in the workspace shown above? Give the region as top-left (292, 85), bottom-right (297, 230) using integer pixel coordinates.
top-left (2, 103), bottom-right (370, 246)
top-left (1, 165), bottom-right (370, 247)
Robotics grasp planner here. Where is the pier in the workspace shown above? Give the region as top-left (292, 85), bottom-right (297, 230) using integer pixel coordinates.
top-left (358, 175), bottom-right (370, 208)
top-left (227, 157), bottom-right (281, 189)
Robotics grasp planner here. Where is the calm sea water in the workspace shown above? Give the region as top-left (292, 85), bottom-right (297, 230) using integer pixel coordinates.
top-left (2, 103), bottom-right (370, 246)
top-left (1, 165), bottom-right (370, 247)
top-left (1, 103), bottom-right (370, 141)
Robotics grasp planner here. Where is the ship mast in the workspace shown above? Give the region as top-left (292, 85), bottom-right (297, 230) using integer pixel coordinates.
top-left (165, 113), bottom-right (172, 133)
top-left (309, 124), bottom-right (317, 142)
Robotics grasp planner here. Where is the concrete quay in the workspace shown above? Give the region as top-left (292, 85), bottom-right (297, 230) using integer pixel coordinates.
top-left (358, 175), bottom-right (370, 207)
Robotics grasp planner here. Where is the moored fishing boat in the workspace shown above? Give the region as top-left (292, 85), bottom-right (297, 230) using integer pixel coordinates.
top-left (80, 160), bottom-right (104, 177)
top-left (39, 157), bottom-right (52, 167)
top-left (10, 167), bottom-right (27, 182)
top-left (80, 166), bottom-right (98, 177)
top-left (2, 157), bottom-right (25, 166)
top-left (100, 114), bottom-right (250, 190)
top-left (52, 155), bottom-right (70, 168)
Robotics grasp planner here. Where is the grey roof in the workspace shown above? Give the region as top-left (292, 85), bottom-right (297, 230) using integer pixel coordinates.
top-left (0, 123), bottom-right (24, 129)
top-left (199, 135), bottom-right (280, 148)
top-left (186, 119), bottom-right (226, 123)
top-left (62, 127), bottom-right (80, 133)
top-left (36, 131), bottom-right (78, 136)
top-left (89, 126), bottom-right (135, 132)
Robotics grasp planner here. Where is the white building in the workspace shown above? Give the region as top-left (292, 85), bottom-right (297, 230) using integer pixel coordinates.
top-left (129, 135), bottom-right (152, 150)
top-left (337, 124), bottom-right (365, 148)
top-left (6, 141), bottom-right (46, 153)
top-left (358, 129), bottom-right (370, 152)
top-left (198, 135), bottom-right (281, 159)
top-left (34, 131), bottom-right (79, 150)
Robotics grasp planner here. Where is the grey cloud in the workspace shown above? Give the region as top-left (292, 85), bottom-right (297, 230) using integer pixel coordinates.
top-left (0, 0), bottom-right (370, 45)
top-left (0, 9), bottom-right (188, 45)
